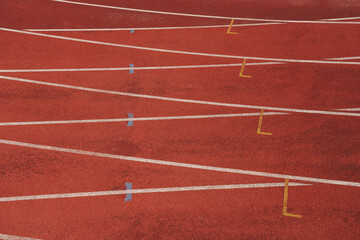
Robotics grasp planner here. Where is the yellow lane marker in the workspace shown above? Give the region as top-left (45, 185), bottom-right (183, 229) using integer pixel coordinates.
top-left (257, 109), bottom-right (272, 135)
top-left (226, 19), bottom-right (238, 34)
top-left (283, 179), bottom-right (302, 218)
top-left (239, 58), bottom-right (252, 78)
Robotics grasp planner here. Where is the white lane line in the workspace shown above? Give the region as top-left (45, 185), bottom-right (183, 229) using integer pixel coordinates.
top-left (326, 56), bottom-right (360, 61)
top-left (25, 23), bottom-right (281, 32)
top-left (0, 112), bottom-right (287, 126)
top-left (1, 106), bottom-right (356, 127)
top-left (24, 14), bottom-right (358, 32)
top-left (0, 139), bottom-right (359, 187)
top-left (0, 55), bottom-right (356, 73)
top-left (337, 108), bottom-right (360, 111)
top-left (0, 182), bottom-right (310, 202)
top-left (1, 107), bottom-right (356, 126)
top-left (1, 27), bottom-right (360, 66)
top-left (1, 74), bottom-right (360, 117)
top-left (0, 62), bottom-right (283, 73)
top-left (0, 234), bottom-right (41, 240)
top-left (324, 16), bottom-right (360, 21)
top-left (1, 106), bottom-right (357, 126)
top-left (52, 0), bottom-right (360, 25)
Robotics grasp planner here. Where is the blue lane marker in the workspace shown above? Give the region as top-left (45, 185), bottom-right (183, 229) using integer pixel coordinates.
top-left (129, 64), bottom-right (134, 74)
top-left (130, 29), bottom-right (135, 33)
top-left (125, 182), bottom-right (132, 202)
top-left (127, 113), bottom-right (133, 127)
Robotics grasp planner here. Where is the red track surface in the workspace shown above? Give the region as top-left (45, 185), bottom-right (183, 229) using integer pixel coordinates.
top-left (0, 0), bottom-right (359, 239)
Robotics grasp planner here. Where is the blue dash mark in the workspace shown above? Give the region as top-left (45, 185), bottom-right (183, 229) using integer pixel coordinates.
top-left (127, 113), bottom-right (133, 127)
top-left (130, 29), bottom-right (135, 33)
top-left (129, 64), bottom-right (134, 74)
top-left (125, 182), bottom-right (132, 202)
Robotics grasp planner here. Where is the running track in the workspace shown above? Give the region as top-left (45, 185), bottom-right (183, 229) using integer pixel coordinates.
top-left (0, 0), bottom-right (359, 239)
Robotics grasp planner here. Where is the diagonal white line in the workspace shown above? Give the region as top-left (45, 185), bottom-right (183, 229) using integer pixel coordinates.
top-left (0, 62), bottom-right (283, 73)
top-left (24, 15), bottom-right (358, 33)
top-left (0, 108), bottom-right (356, 127)
top-left (0, 234), bottom-right (41, 240)
top-left (324, 16), bottom-right (360, 21)
top-left (0, 108), bottom-right (355, 126)
top-left (24, 14), bottom-right (359, 32)
top-left (25, 23), bottom-right (281, 32)
top-left (0, 182), bottom-right (310, 202)
top-left (1, 74), bottom-right (360, 117)
top-left (0, 112), bottom-right (287, 126)
top-left (336, 108), bottom-right (360, 111)
top-left (52, 0), bottom-right (360, 25)
top-left (326, 56), bottom-right (360, 61)
top-left (0, 139), bottom-right (359, 187)
top-left (1, 27), bottom-right (360, 66)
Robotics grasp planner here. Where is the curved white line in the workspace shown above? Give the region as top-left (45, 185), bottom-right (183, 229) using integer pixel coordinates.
top-left (0, 234), bottom-right (41, 240)
top-left (52, 0), bottom-right (360, 25)
top-left (0, 112), bottom-right (287, 126)
top-left (26, 23), bottom-right (281, 32)
top-left (324, 16), bottom-right (360, 21)
top-left (1, 139), bottom-right (359, 187)
top-left (1, 74), bottom-right (360, 117)
top-left (337, 108), bottom-right (360, 111)
top-left (0, 182), bottom-right (309, 202)
top-left (24, 15), bottom-right (359, 32)
top-left (1, 27), bottom-right (360, 66)
top-left (0, 62), bottom-right (283, 73)
top-left (326, 56), bottom-right (360, 61)
top-left (1, 108), bottom-right (356, 126)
